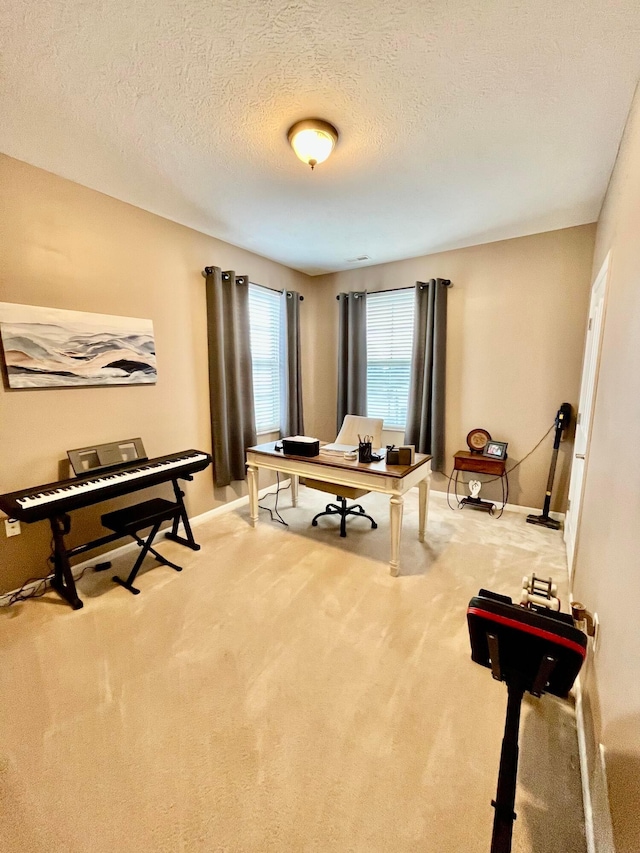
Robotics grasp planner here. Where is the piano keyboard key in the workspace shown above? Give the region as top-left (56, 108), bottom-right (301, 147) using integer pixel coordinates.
top-left (15, 451), bottom-right (210, 509)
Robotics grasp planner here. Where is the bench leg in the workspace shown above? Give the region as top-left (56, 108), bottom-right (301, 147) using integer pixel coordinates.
top-left (113, 520), bottom-right (165, 595)
top-left (144, 540), bottom-right (182, 572)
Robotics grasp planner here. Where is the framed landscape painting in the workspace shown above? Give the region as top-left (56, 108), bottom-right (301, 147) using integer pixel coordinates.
top-left (0, 303), bottom-right (157, 389)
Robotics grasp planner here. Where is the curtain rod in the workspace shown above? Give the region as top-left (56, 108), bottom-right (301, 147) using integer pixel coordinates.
top-left (335, 280), bottom-right (452, 299)
top-left (202, 268), bottom-right (303, 300)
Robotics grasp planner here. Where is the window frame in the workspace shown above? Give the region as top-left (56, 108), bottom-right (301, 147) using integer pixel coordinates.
top-left (365, 287), bottom-right (415, 430)
top-left (248, 283), bottom-right (281, 435)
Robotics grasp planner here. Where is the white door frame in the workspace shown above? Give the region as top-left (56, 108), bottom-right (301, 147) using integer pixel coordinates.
top-left (564, 251), bottom-right (611, 576)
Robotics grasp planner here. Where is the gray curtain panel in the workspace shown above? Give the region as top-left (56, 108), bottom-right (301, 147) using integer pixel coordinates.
top-left (205, 267), bottom-right (257, 487)
top-left (336, 291), bottom-right (367, 432)
top-left (280, 290), bottom-right (304, 437)
top-left (405, 279), bottom-right (448, 471)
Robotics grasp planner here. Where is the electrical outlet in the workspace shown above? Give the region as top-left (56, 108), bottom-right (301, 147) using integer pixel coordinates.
top-left (5, 518), bottom-right (21, 537)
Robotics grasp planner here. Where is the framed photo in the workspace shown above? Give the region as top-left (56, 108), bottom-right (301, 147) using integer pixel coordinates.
top-left (483, 440), bottom-right (508, 460)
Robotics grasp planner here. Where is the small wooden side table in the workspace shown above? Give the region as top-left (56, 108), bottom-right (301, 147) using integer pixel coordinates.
top-left (448, 451), bottom-right (509, 517)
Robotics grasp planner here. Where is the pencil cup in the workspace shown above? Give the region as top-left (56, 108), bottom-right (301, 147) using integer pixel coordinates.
top-left (358, 441), bottom-right (373, 463)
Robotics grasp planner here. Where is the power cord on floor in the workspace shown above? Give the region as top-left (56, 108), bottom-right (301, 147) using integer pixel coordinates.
top-left (0, 536), bottom-right (92, 607)
top-left (2, 574), bottom-right (50, 606)
top-left (258, 473), bottom-right (290, 527)
top-left (481, 422), bottom-right (556, 483)
top-left (0, 536), bottom-right (55, 606)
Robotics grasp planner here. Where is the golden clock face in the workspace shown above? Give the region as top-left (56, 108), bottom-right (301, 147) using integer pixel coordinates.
top-left (466, 428), bottom-right (492, 453)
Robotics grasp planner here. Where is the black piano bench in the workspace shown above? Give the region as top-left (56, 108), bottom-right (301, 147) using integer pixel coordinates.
top-left (101, 498), bottom-right (183, 595)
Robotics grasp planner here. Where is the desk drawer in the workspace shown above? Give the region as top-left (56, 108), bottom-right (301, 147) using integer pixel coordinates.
top-left (454, 453), bottom-right (505, 476)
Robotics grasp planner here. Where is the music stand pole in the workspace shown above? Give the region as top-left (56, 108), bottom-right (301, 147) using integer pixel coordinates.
top-left (491, 678), bottom-right (525, 853)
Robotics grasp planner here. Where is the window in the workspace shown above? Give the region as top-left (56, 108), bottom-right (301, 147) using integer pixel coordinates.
top-left (248, 284), bottom-right (281, 433)
top-left (366, 289), bottom-right (415, 429)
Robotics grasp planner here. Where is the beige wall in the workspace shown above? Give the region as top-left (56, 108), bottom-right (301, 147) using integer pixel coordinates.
top-left (0, 154), bottom-right (313, 593)
top-left (311, 226), bottom-right (596, 508)
top-left (0, 154), bottom-right (596, 600)
top-left (573, 82), bottom-right (640, 853)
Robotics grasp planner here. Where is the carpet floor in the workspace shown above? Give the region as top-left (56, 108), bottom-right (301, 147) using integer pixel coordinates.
top-left (0, 487), bottom-right (586, 853)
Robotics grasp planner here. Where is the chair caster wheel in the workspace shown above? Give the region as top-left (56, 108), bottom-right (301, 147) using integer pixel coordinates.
top-left (372, 522), bottom-right (378, 529)
top-left (312, 519), bottom-right (318, 526)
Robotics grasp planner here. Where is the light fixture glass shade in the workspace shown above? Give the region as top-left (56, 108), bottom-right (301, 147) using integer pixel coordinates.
top-left (288, 119), bottom-right (338, 169)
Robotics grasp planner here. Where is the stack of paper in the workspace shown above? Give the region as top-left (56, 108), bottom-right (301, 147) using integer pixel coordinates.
top-left (321, 442), bottom-right (358, 453)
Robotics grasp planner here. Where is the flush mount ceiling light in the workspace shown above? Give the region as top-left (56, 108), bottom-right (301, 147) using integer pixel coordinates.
top-left (287, 119), bottom-right (338, 170)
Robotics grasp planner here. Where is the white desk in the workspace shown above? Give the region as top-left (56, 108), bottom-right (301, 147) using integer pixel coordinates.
top-left (246, 442), bottom-right (432, 576)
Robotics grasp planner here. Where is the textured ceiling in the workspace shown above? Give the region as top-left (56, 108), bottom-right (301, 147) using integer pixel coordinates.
top-left (1, 1), bottom-right (640, 275)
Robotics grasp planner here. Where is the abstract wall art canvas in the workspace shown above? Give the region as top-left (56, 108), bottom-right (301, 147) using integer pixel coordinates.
top-left (0, 303), bottom-right (157, 389)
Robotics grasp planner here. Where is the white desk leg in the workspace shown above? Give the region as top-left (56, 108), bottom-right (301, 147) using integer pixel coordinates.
top-left (418, 470), bottom-right (431, 543)
top-left (291, 474), bottom-right (299, 507)
top-left (389, 494), bottom-right (404, 577)
top-left (247, 464), bottom-right (259, 528)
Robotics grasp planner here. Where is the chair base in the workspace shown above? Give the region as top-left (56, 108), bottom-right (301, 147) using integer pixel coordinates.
top-left (311, 496), bottom-right (378, 538)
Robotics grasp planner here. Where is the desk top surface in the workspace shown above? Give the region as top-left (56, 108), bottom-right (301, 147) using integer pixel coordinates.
top-left (248, 442), bottom-right (431, 480)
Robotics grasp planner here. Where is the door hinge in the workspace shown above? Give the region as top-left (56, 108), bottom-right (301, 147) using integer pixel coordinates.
top-left (577, 412), bottom-right (581, 425)
top-left (567, 498), bottom-right (571, 511)
top-left (588, 318), bottom-right (593, 330)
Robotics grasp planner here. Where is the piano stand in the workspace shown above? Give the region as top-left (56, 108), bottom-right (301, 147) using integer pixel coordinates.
top-left (50, 514), bottom-right (84, 610)
top-left (0, 451), bottom-right (211, 611)
top-left (164, 531), bottom-right (200, 550)
top-left (102, 498), bottom-right (184, 595)
top-left (48, 479), bottom-right (200, 606)
top-left (163, 480), bottom-right (201, 551)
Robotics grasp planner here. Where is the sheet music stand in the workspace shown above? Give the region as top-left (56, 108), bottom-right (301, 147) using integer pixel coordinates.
top-left (467, 589), bottom-right (587, 853)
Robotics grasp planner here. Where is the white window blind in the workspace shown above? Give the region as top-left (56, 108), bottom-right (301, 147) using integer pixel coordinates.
top-left (248, 284), bottom-right (281, 433)
top-left (366, 289), bottom-right (415, 429)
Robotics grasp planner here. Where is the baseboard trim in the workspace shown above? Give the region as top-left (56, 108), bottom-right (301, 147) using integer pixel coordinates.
top-left (0, 481), bottom-right (560, 606)
top-left (574, 673), bottom-right (617, 853)
top-left (187, 479), bottom-right (291, 528)
top-left (0, 481), bottom-right (290, 607)
top-left (428, 487), bottom-right (565, 521)
top-left (575, 675), bottom-right (597, 853)
top-left (569, 573), bottom-right (616, 853)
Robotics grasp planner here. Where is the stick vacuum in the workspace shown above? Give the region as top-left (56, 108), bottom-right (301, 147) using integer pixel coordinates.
top-left (526, 403), bottom-right (572, 530)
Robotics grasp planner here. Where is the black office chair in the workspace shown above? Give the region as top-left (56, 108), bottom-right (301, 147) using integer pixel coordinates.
top-left (307, 415), bottom-right (383, 538)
